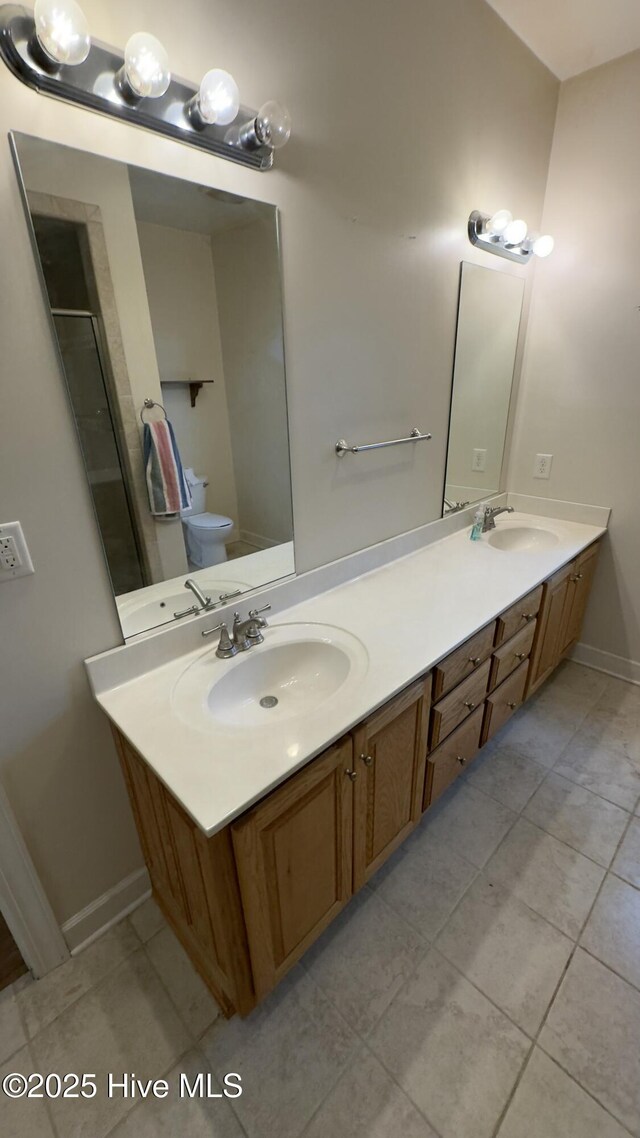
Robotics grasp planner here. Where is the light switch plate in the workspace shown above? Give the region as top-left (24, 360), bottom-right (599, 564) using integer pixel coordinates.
top-left (472, 448), bottom-right (487, 472)
top-left (0, 521), bottom-right (34, 580)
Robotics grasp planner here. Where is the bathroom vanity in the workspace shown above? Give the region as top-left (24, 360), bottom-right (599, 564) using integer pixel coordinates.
top-left (88, 509), bottom-right (605, 1018)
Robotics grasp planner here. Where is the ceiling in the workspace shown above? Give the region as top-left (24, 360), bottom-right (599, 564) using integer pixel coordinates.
top-left (484, 0), bottom-right (640, 79)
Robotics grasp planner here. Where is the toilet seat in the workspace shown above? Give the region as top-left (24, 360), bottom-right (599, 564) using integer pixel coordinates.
top-left (186, 512), bottom-right (233, 531)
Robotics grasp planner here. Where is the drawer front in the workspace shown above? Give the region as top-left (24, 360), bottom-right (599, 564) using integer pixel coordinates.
top-left (432, 621), bottom-right (497, 701)
top-left (424, 706), bottom-right (484, 809)
top-left (496, 585), bottom-right (543, 645)
top-left (431, 658), bottom-right (491, 748)
top-left (482, 660), bottom-right (529, 744)
top-left (489, 620), bottom-right (537, 691)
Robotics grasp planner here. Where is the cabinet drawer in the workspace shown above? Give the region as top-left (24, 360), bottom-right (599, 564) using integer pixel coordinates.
top-left (482, 660), bottom-right (529, 744)
top-left (430, 658), bottom-right (491, 748)
top-left (489, 620), bottom-right (537, 691)
top-left (432, 622), bottom-right (496, 701)
top-left (496, 585), bottom-right (543, 645)
top-left (424, 706), bottom-right (484, 810)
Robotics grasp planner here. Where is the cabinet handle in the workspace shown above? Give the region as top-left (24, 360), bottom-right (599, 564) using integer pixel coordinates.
top-left (360, 753), bottom-right (373, 767)
top-left (345, 768), bottom-right (357, 781)
top-left (521, 612), bottom-right (534, 620)
top-left (457, 755), bottom-right (467, 766)
top-left (507, 701), bottom-right (518, 709)
top-left (514, 652), bottom-right (527, 660)
top-left (570, 573), bottom-right (583, 583)
top-left (468, 656), bottom-right (481, 665)
top-left (464, 700), bottom-right (476, 710)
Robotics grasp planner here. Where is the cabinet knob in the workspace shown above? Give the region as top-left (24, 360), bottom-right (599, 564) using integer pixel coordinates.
top-left (515, 652), bottom-right (527, 660)
top-left (468, 656), bottom-right (481, 665)
top-left (464, 700), bottom-right (476, 710)
top-left (360, 753), bottom-right (373, 767)
top-left (345, 768), bottom-right (357, 782)
top-left (570, 572), bottom-right (583, 583)
top-left (507, 700), bottom-right (517, 709)
top-left (457, 755), bottom-right (467, 766)
top-left (521, 612), bottom-right (534, 621)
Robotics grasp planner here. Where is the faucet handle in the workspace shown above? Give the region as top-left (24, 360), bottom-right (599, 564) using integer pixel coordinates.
top-left (249, 604), bottom-right (271, 620)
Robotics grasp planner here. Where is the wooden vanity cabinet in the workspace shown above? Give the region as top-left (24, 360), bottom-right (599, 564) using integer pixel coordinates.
top-left (527, 541), bottom-right (601, 696)
top-left (113, 538), bottom-right (602, 1018)
top-left (232, 737), bottom-right (355, 1002)
top-left (352, 678), bottom-right (430, 889)
top-left (114, 730), bottom-right (255, 1018)
top-left (558, 542), bottom-right (600, 657)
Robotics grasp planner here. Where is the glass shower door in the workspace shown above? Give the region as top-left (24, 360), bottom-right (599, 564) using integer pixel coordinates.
top-left (53, 313), bottom-right (145, 595)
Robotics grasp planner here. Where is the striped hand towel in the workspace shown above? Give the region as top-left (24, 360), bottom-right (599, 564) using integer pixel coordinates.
top-left (143, 419), bottom-right (192, 516)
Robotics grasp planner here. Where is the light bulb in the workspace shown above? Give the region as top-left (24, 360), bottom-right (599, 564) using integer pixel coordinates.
top-left (503, 218), bottom-right (528, 246)
top-left (485, 209), bottom-right (512, 238)
top-left (533, 234), bottom-right (554, 258)
top-left (255, 100), bottom-right (291, 150)
top-left (194, 69), bottom-right (239, 126)
top-left (123, 32), bottom-right (170, 99)
top-left (33, 0), bottom-right (90, 66)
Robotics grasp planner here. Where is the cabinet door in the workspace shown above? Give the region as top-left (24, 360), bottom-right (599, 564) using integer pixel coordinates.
top-left (352, 677), bottom-right (430, 890)
top-left (559, 542), bottom-right (600, 657)
top-left (232, 737), bottom-right (354, 1001)
top-left (526, 564), bottom-right (573, 696)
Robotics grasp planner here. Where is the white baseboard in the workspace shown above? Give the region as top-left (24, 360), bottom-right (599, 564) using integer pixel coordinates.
top-left (571, 642), bottom-right (640, 686)
top-left (239, 529), bottom-right (279, 550)
top-left (61, 867), bottom-right (150, 954)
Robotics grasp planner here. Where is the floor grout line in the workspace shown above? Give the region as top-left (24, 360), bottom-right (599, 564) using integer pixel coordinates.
top-left (490, 791), bottom-right (640, 1138)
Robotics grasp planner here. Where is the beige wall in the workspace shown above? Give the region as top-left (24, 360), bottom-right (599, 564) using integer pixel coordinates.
top-left (0, 0), bottom-right (558, 928)
top-left (212, 217), bottom-right (293, 546)
top-left (508, 50), bottom-right (640, 671)
top-left (136, 221), bottom-right (240, 525)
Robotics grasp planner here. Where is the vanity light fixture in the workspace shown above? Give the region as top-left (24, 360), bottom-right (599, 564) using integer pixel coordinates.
top-left (32, 0), bottom-right (89, 68)
top-left (468, 209), bottom-right (554, 264)
top-left (117, 32), bottom-right (170, 102)
top-left (187, 68), bottom-right (240, 128)
top-left (0, 3), bottom-right (291, 170)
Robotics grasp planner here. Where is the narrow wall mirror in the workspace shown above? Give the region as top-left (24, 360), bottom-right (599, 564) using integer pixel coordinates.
top-left (442, 262), bottom-right (524, 515)
top-left (12, 133), bottom-right (294, 640)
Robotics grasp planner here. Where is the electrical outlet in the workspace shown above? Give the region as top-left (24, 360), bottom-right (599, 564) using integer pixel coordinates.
top-left (0, 522), bottom-right (34, 580)
top-left (472, 448), bottom-right (487, 472)
top-left (533, 453), bottom-right (553, 479)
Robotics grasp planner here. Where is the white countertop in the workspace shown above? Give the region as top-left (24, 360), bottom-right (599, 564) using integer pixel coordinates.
top-left (92, 510), bottom-right (606, 836)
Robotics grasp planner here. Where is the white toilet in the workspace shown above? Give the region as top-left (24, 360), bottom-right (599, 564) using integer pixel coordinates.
top-left (180, 472), bottom-right (233, 567)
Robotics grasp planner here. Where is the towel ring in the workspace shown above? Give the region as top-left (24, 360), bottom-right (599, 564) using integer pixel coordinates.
top-left (140, 398), bottom-right (168, 423)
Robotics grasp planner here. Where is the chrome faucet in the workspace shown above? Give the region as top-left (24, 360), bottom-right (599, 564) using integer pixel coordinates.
top-left (185, 578), bottom-right (212, 609)
top-left (173, 577), bottom-right (213, 618)
top-left (482, 505), bottom-right (514, 532)
top-left (202, 604), bottom-right (271, 658)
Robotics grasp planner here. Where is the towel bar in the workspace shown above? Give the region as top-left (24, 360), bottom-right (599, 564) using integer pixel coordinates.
top-left (335, 427), bottom-right (432, 456)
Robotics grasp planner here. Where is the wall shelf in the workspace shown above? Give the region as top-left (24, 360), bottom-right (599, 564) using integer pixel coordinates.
top-left (160, 380), bottom-right (214, 408)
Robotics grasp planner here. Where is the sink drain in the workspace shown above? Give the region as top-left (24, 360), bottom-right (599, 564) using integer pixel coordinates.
top-left (259, 695), bottom-right (279, 709)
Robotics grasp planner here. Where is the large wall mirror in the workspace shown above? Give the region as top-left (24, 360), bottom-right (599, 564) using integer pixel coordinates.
top-left (12, 133), bottom-right (294, 639)
top-left (443, 262), bottom-right (524, 515)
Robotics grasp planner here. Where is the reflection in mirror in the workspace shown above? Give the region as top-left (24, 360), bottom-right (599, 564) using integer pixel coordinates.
top-left (443, 262), bottom-right (524, 515)
top-left (12, 134), bottom-right (294, 639)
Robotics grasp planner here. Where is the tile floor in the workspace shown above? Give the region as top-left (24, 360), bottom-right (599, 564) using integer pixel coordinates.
top-left (2, 661), bottom-right (640, 1138)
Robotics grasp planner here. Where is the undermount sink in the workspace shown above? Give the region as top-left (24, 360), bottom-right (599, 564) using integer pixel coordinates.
top-left (172, 622), bottom-right (369, 732)
top-left (487, 523), bottom-right (560, 553)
